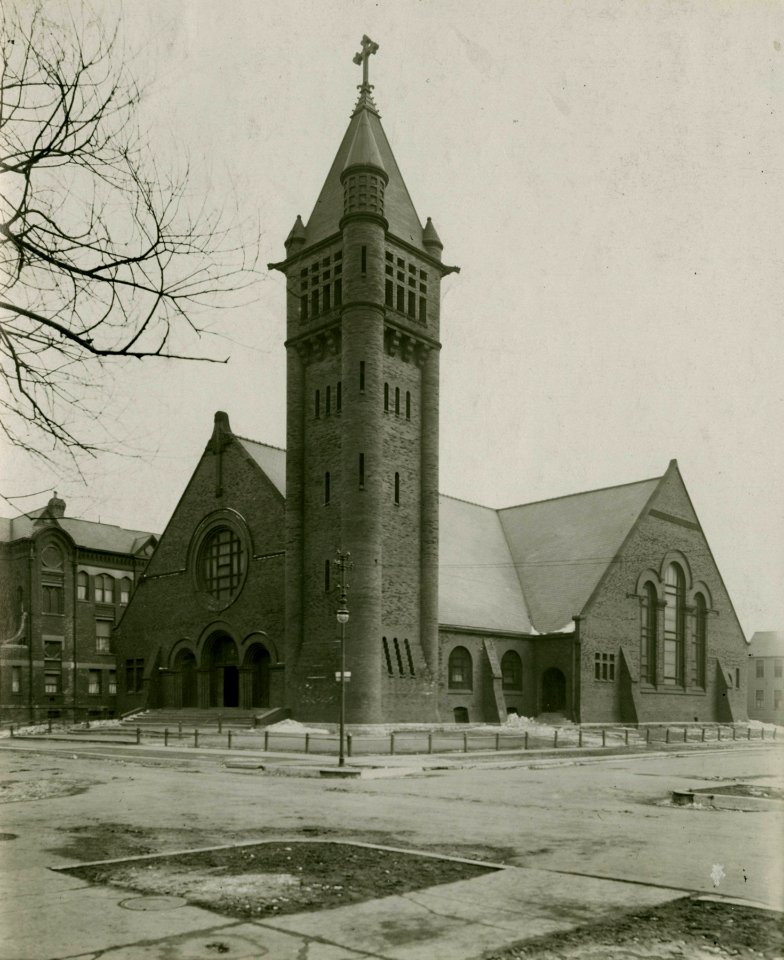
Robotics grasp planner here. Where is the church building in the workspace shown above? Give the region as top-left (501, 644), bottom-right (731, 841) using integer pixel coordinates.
top-left (114, 39), bottom-right (748, 727)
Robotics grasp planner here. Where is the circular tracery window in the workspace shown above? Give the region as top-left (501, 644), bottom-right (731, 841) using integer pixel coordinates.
top-left (199, 526), bottom-right (246, 601)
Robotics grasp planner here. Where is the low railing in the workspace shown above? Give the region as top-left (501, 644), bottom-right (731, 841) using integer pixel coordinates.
top-left (8, 720), bottom-right (777, 756)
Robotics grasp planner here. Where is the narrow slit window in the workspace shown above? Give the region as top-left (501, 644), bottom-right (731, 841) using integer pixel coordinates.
top-left (384, 382), bottom-right (389, 411)
top-left (359, 453), bottom-right (365, 489)
top-left (419, 296), bottom-right (426, 323)
top-left (394, 472), bottom-right (400, 504)
top-left (324, 471), bottom-right (330, 505)
top-left (334, 278), bottom-right (342, 306)
top-left (324, 559), bottom-right (330, 593)
top-left (311, 289), bottom-right (319, 317)
top-left (406, 391), bottom-right (411, 420)
top-left (325, 385), bottom-right (331, 415)
top-left (361, 246), bottom-right (367, 274)
top-left (393, 637), bottom-right (405, 676)
top-left (408, 291), bottom-right (416, 317)
top-left (322, 286), bottom-right (331, 311)
top-left (315, 389), bottom-right (320, 418)
top-left (395, 387), bottom-right (400, 416)
top-left (404, 639), bottom-right (416, 676)
top-left (385, 280), bottom-right (394, 307)
top-left (359, 361), bottom-right (365, 392)
top-left (382, 637), bottom-right (393, 675)
top-left (396, 286), bottom-right (405, 312)
top-left (337, 381), bottom-right (342, 412)
top-left (301, 295), bottom-right (308, 321)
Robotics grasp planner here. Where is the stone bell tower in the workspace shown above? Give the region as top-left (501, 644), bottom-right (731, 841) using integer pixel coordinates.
top-left (271, 37), bottom-right (457, 723)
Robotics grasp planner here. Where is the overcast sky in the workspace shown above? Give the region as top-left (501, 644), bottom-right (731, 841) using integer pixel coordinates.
top-left (2, 0), bottom-right (782, 638)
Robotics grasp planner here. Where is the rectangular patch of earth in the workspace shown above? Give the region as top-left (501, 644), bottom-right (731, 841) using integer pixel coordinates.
top-left (59, 840), bottom-right (499, 921)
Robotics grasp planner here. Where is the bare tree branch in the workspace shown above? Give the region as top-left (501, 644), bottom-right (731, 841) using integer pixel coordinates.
top-left (0, 2), bottom-right (259, 464)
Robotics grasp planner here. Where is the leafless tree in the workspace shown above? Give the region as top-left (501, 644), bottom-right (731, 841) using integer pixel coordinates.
top-left (0, 3), bottom-right (258, 464)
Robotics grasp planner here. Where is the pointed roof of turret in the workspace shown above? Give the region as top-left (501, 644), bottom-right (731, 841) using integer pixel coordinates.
top-left (303, 38), bottom-right (427, 252)
top-left (343, 109), bottom-right (386, 175)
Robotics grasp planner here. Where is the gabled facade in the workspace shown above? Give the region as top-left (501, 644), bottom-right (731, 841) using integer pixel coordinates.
top-left (0, 495), bottom-right (155, 722)
top-left (437, 461), bottom-right (748, 724)
top-left (114, 414), bottom-right (287, 714)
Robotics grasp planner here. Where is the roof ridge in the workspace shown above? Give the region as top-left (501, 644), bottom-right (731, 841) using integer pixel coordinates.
top-left (497, 474), bottom-right (662, 512)
top-left (233, 434), bottom-right (286, 453)
top-left (438, 492), bottom-right (495, 510)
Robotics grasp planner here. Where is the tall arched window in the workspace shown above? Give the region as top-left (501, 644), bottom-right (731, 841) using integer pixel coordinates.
top-left (77, 571), bottom-right (89, 601)
top-left (640, 582), bottom-right (658, 684)
top-left (663, 563), bottom-right (686, 685)
top-left (448, 646), bottom-right (472, 690)
top-left (694, 592), bottom-right (707, 687)
top-left (95, 574), bottom-right (114, 604)
top-left (501, 650), bottom-right (522, 690)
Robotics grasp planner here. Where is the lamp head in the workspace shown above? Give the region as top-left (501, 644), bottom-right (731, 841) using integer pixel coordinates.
top-left (336, 593), bottom-right (349, 624)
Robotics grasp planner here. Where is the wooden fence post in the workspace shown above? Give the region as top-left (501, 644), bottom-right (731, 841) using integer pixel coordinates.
top-left (136, 727), bottom-right (141, 745)
top-left (579, 727), bottom-right (583, 748)
top-left (524, 731), bottom-right (529, 750)
top-left (194, 728), bottom-right (199, 748)
top-left (428, 733), bottom-right (434, 754)
top-left (264, 730), bottom-right (269, 751)
top-left (390, 733), bottom-right (395, 756)
top-left (665, 728), bottom-right (670, 744)
top-left (347, 733), bottom-right (353, 757)
top-left (164, 728), bottom-right (169, 747)
top-left (602, 728), bottom-right (606, 748)
top-left (553, 730), bottom-right (558, 749)
top-left (463, 732), bottom-right (468, 753)
top-left (228, 729), bottom-right (232, 750)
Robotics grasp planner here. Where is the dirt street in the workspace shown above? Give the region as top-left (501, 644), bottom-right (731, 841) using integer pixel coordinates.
top-left (0, 740), bottom-right (781, 958)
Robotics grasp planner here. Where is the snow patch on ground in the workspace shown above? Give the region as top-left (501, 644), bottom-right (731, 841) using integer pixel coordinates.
top-left (266, 719), bottom-right (330, 734)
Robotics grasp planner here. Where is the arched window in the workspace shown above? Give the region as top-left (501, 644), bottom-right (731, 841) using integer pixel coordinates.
top-left (501, 650), bottom-right (522, 690)
top-left (640, 581), bottom-right (657, 684)
top-left (95, 574), bottom-right (114, 604)
top-left (448, 646), bottom-right (472, 690)
top-left (77, 571), bottom-right (89, 601)
top-left (694, 593), bottom-right (707, 687)
top-left (663, 563), bottom-right (686, 685)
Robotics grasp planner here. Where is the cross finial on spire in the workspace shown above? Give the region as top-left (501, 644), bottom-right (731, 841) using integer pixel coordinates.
top-left (352, 35), bottom-right (379, 89)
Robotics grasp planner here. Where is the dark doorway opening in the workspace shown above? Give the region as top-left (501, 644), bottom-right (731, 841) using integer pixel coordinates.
top-left (541, 667), bottom-right (567, 713)
top-left (205, 633), bottom-right (239, 708)
top-left (223, 665), bottom-right (239, 707)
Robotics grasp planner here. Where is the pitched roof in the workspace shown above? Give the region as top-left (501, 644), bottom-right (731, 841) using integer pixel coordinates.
top-left (0, 510), bottom-right (157, 556)
top-left (749, 631), bottom-right (784, 657)
top-left (304, 101), bottom-right (426, 252)
top-left (439, 496), bottom-right (533, 633)
top-left (498, 477), bottom-right (660, 633)
top-left (235, 437), bottom-right (286, 496)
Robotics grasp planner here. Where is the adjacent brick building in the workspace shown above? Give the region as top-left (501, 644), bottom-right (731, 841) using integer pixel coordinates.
top-left (747, 632), bottom-right (784, 724)
top-left (0, 495), bottom-right (156, 722)
top-left (111, 43), bottom-right (748, 725)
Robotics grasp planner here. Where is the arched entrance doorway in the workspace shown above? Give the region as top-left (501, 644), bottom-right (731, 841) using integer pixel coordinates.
top-left (204, 633), bottom-right (239, 707)
top-left (541, 667), bottom-right (567, 713)
top-left (244, 643), bottom-right (271, 708)
top-left (173, 648), bottom-right (197, 708)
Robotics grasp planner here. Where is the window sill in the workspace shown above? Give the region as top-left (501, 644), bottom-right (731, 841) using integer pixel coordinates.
top-left (640, 685), bottom-right (707, 696)
top-left (447, 688), bottom-right (473, 694)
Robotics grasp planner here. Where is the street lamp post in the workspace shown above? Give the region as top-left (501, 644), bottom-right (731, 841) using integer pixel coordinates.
top-left (336, 591), bottom-right (349, 766)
